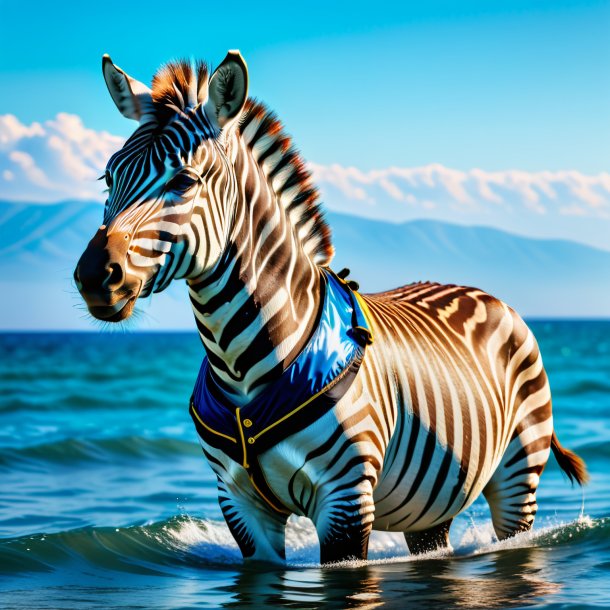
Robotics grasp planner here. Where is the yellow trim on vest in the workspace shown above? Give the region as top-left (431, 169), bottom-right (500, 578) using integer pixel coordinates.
top-left (236, 408), bottom-right (250, 469)
top-left (190, 403), bottom-right (237, 444)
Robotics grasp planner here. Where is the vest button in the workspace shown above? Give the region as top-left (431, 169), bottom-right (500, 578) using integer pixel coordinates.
top-left (243, 419), bottom-right (253, 428)
top-left (247, 437), bottom-right (255, 444)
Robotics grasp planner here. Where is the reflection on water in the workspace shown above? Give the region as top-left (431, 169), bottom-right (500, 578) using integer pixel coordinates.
top-left (401, 548), bottom-right (560, 609)
top-left (219, 546), bottom-right (560, 610)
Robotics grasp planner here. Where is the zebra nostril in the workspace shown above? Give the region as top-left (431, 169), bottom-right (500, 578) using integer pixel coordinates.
top-left (73, 266), bottom-right (82, 289)
top-left (103, 262), bottom-right (125, 290)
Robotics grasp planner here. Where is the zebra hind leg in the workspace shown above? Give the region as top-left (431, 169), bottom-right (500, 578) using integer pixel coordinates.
top-left (483, 430), bottom-right (552, 540)
top-left (404, 518), bottom-right (453, 555)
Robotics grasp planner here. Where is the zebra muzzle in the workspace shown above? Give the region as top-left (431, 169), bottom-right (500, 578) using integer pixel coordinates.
top-left (74, 226), bottom-right (142, 321)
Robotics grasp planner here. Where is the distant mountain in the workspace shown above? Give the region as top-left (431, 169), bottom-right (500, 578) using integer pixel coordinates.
top-left (0, 200), bottom-right (608, 330)
top-left (0, 200), bottom-right (195, 330)
top-left (327, 212), bottom-right (610, 318)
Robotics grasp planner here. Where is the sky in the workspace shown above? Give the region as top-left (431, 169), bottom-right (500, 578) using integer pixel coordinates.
top-left (1, 0), bottom-right (609, 328)
top-left (0, 0), bottom-right (609, 253)
top-left (1, 0), bottom-right (609, 173)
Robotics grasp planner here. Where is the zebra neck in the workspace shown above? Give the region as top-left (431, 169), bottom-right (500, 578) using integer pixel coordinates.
top-left (187, 148), bottom-right (324, 407)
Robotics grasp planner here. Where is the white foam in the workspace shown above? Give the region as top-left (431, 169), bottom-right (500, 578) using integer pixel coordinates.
top-left (160, 515), bottom-right (242, 564)
top-left (155, 513), bottom-right (599, 568)
top-left (286, 517), bottom-right (411, 566)
top-left (457, 513), bottom-right (598, 557)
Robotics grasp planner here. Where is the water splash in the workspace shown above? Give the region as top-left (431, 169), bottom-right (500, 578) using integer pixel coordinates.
top-left (1, 513), bottom-right (607, 576)
top-left (457, 513), bottom-right (600, 557)
top-left (150, 512), bottom-right (606, 568)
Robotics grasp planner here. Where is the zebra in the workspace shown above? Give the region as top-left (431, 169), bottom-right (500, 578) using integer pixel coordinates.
top-left (74, 51), bottom-right (588, 564)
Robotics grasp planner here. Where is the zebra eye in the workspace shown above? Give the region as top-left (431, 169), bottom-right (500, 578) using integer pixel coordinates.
top-left (105, 170), bottom-right (113, 189)
top-left (166, 172), bottom-right (199, 193)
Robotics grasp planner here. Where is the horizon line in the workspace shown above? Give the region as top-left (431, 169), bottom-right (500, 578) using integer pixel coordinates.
top-left (2, 318), bottom-right (609, 334)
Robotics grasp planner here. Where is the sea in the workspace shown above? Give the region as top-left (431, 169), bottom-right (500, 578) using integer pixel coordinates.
top-left (0, 321), bottom-right (609, 610)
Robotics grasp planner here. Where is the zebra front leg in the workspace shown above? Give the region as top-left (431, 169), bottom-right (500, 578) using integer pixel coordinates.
top-left (217, 477), bottom-right (289, 563)
top-left (313, 486), bottom-right (376, 564)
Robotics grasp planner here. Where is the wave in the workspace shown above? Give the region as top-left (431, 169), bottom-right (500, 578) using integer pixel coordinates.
top-left (0, 436), bottom-right (200, 470)
top-left (1, 513), bottom-right (608, 576)
top-left (577, 440), bottom-right (610, 461)
top-left (558, 378), bottom-right (610, 397)
top-left (4, 433), bottom-right (604, 472)
top-left (0, 388), bottom-right (188, 414)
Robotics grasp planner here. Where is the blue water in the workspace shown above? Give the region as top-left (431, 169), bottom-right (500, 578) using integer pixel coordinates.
top-left (0, 323), bottom-right (609, 609)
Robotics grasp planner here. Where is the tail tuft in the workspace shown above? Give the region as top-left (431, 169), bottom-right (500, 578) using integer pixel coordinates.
top-left (551, 431), bottom-right (589, 486)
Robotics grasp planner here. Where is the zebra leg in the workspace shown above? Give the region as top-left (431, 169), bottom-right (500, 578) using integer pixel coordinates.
top-left (217, 477), bottom-right (289, 563)
top-left (483, 428), bottom-right (552, 540)
top-left (314, 488), bottom-right (376, 564)
top-left (404, 518), bottom-right (453, 555)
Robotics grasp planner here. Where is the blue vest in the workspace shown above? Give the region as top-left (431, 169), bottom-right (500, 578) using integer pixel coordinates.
top-left (189, 268), bottom-right (373, 514)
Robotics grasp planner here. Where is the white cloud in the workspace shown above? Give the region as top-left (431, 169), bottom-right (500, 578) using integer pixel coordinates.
top-left (0, 113), bottom-right (124, 202)
top-left (309, 162), bottom-right (610, 221)
top-left (311, 163), bottom-right (369, 202)
top-left (0, 114), bottom-right (44, 148)
top-left (8, 150), bottom-right (54, 189)
top-left (1, 111), bottom-right (609, 250)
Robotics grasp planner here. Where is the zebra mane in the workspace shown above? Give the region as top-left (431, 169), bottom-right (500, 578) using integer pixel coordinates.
top-left (151, 59), bottom-right (209, 121)
top-left (237, 99), bottom-right (334, 266)
top-left (150, 59), bottom-right (334, 266)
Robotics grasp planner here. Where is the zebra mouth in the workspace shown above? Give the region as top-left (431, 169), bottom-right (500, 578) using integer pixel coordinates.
top-left (89, 295), bottom-right (138, 322)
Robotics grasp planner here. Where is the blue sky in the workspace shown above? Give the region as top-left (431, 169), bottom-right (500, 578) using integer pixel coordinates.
top-left (1, 0), bottom-right (608, 172)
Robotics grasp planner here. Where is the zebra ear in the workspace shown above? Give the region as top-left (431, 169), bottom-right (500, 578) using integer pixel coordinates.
top-left (102, 54), bottom-right (154, 123)
top-left (204, 51), bottom-right (248, 130)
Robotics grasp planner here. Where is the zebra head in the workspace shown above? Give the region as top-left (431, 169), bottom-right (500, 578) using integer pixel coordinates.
top-left (74, 52), bottom-right (248, 322)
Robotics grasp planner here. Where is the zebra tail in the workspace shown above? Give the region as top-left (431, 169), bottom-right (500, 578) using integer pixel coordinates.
top-left (551, 430), bottom-right (589, 486)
